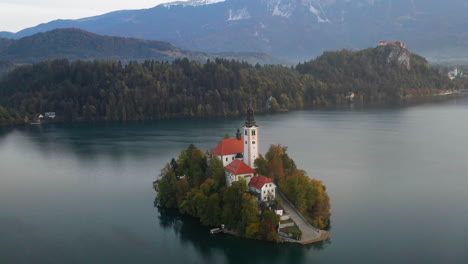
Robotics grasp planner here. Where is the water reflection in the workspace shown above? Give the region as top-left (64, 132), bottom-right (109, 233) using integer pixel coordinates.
top-left (156, 203), bottom-right (331, 264)
top-left (0, 119), bottom-right (245, 162)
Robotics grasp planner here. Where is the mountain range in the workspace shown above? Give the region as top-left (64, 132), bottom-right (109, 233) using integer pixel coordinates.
top-left (0, 28), bottom-right (284, 65)
top-left (1, 0), bottom-right (467, 62)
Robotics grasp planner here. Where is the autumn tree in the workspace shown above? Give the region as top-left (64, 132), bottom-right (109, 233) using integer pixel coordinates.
top-left (239, 193), bottom-right (260, 238)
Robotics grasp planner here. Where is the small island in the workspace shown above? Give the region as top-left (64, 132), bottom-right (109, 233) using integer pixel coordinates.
top-left (154, 106), bottom-right (330, 244)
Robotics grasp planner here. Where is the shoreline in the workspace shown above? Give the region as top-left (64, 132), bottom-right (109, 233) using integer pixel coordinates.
top-left (1, 92), bottom-right (466, 127)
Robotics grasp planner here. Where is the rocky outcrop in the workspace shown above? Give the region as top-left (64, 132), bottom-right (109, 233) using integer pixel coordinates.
top-left (377, 45), bottom-right (411, 70)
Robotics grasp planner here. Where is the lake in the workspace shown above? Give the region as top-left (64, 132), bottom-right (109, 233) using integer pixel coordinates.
top-left (1, 98), bottom-right (468, 264)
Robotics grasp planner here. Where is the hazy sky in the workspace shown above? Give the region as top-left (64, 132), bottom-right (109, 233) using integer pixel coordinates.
top-left (0, 1), bottom-right (176, 33)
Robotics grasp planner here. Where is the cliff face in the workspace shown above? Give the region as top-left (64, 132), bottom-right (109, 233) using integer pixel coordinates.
top-left (377, 45), bottom-right (411, 70)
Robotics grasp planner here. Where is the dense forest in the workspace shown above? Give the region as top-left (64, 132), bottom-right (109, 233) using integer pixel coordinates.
top-left (155, 144), bottom-right (330, 242)
top-left (0, 28), bottom-right (284, 65)
top-left (0, 45), bottom-right (459, 125)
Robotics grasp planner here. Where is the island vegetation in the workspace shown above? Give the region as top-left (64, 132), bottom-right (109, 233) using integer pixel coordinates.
top-left (155, 144), bottom-right (330, 242)
top-left (0, 45), bottom-right (461, 125)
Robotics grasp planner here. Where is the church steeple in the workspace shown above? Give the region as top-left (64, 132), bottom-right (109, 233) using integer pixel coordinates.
top-left (244, 101), bottom-right (257, 128)
top-left (245, 106), bottom-right (257, 128)
top-left (243, 102), bottom-right (259, 168)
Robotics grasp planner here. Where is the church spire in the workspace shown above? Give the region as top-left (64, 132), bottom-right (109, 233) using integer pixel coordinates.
top-left (243, 99), bottom-right (259, 168)
top-left (244, 100), bottom-right (257, 128)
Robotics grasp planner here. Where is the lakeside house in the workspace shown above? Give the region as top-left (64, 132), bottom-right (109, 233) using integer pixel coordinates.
top-left (45, 112), bottom-right (56, 119)
top-left (346, 91), bottom-right (355, 102)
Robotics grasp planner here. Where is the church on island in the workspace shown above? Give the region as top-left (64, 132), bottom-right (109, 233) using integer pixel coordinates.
top-left (211, 106), bottom-right (276, 202)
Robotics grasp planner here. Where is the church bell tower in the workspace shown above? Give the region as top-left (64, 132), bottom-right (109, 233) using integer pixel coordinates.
top-left (243, 104), bottom-right (259, 168)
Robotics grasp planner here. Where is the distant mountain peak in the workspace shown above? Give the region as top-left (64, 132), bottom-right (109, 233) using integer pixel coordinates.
top-left (3, 0), bottom-right (467, 62)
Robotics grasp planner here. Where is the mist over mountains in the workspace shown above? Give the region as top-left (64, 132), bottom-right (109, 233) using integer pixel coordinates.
top-left (1, 0), bottom-right (467, 62)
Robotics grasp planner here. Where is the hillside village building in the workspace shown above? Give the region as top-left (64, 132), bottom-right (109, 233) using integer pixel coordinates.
top-left (212, 105), bottom-right (276, 201)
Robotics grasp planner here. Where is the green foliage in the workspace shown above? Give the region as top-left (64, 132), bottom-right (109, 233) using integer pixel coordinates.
top-left (221, 179), bottom-right (247, 229)
top-left (263, 145), bottom-right (296, 181)
top-left (202, 193), bottom-right (222, 226)
top-left (262, 144), bottom-right (331, 229)
top-left (206, 154), bottom-right (225, 191)
top-left (0, 105), bottom-right (13, 125)
top-left (296, 47), bottom-right (454, 104)
top-left (279, 93), bottom-right (291, 110)
top-left (253, 154), bottom-right (268, 176)
top-left (0, 48), bottom-right (452, 125)
top-left (177, 144), bottom-right (207, 187)
top-left (269, 97), bottom-right (280, 112)
top-left (155, 164), bottom-right (178, 209)
top-left (155, 143), bottom-right (331, 241)
top-left (279, 226), bottom-right (302, 241)
top-left (259, 210), bottom-right (280, 242)
top-left (239, 193), bottom-right (260, 238)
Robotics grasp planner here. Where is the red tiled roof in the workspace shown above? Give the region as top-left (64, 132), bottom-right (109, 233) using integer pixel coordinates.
top-left (224, 159), bottom-right (256, 175)
top-left (248, 175), bottom-right (273, 190)
top-left (212, 137), bottom-right (244, 156)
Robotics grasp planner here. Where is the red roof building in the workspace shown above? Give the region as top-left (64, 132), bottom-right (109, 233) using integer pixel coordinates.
top-left (248, 174), bottom-right (273, 190)
top-left (248, 174), bottom-right (276, 201)
top-left (212, 137), bottom-right (244, 156)
top-left (224, 159), bottom-right (256, 175)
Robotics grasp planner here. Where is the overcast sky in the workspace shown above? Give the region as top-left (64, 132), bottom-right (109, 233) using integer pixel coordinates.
top-left (0, 1), bottom-right (176, 33)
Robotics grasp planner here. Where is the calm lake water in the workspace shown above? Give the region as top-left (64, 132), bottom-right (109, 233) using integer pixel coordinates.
top-left (1, 99), bottom-right (468, 264)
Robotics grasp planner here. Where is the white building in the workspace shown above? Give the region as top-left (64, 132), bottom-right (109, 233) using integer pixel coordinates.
top-left (45, 112), bottom-right (56, 119)
top-left (212, 104), bottom-right (275, 201)
top-left (224, 159), bottom-right (256, 186)
top-left (249, 174), bottom-right (276, 202)
top-left (243, 106), bottom-right (259, 168)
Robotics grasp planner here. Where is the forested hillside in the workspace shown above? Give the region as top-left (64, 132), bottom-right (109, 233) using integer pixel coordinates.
top-left (0, 60), bottom-right (14, 78)
top-left (296, 46), bottom-right (454, 102)
top-left (0, 46), bottom-right (457, 125)
top-left (0, 28), bottom-right (284, 65)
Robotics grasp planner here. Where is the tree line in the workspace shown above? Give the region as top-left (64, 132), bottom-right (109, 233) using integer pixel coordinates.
top-left (0, 47), bottom-right (457, 125)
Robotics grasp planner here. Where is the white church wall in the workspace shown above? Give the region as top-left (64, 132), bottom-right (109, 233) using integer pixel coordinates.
top-left (220, 154), bottom-right (237, 167)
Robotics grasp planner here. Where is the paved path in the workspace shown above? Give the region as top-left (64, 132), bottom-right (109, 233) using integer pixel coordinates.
top-left (278, 191), bottom-right (329, 244)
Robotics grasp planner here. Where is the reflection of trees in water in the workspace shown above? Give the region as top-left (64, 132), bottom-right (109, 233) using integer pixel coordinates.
top-left (156, 200), bottom-right (331, 264)
top-left (0, 119), bottom-right (243, 161)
